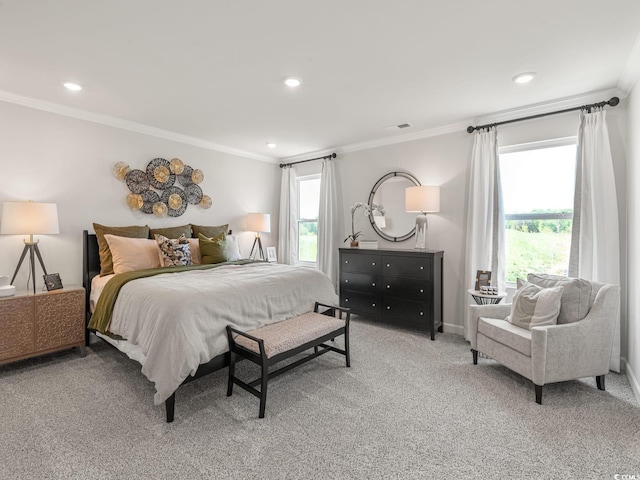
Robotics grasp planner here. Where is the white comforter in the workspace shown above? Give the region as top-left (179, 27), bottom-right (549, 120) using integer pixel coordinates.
top-left (107, 263), bottom-right (338, 405)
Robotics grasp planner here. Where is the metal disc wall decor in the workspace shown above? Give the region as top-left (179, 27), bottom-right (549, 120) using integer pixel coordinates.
top-left (140, 189), bottom-right (161, 214)
top-left (115, 158), bottom-right (210, 217)
top-left (125, 169), bottom-right (150, 194)
top-left (160, 186), bottom-right (188, 217)
top-left (146, 158), bottom-right (176, 190)
top-left (178, 165), bottom-right (194, 187)
top-left (184, 184), bottom-right (203, 205)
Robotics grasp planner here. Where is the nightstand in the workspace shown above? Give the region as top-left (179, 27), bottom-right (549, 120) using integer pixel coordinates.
top-left (0, 287), bottom-right (86, 365)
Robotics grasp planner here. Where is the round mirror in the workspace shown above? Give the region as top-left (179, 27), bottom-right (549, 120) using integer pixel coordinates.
top-left (367, 171), bottom-right (420, 242)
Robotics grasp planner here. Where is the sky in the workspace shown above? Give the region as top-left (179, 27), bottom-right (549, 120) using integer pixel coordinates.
top-left (499, 144), bottom-right (576, 213)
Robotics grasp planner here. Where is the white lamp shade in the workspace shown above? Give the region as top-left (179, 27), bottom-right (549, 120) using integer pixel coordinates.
top-left (246, 212), bottom-right (271, 233)
top-left (405, 186), bottom-right (440, 213)
top-left (1, 202), bottom-right (60, 235)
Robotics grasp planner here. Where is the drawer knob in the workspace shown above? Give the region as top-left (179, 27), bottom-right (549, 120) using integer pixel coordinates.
top-left (345, 279), bottom-right (349, 283)
top-left (387, 306), bottom-right (391, 310)
top-left (386, 285), bottom-right (390, 289)
top-left (420, 289), bottom-right (424, 293)
top-left (420, 312), bottom-right (424, 316)
top-left (345, 298), bottom-right (349, 302)
top-left (386, 263), bottom-right (390, 267)
top-left (372, 283), bottom-right (376, 287)
top-left (372, 262), bottom-right (376, 266)
top-left (420, 266), bottom-right (424, 270)
top-left (372, 303), bottom-right (376, 307)
top-left (345, 260), bottom-right (349, 264)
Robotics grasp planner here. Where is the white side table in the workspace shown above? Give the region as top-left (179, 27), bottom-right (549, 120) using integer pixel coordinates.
top-left (467, 289), bottom-right (507, 305)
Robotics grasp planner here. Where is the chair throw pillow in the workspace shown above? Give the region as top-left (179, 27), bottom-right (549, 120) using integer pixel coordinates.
top-left (155, 234), bottom-right (192, 267)
top-left (507, 281), bottom-right (564, 330)
top-left (198, 232), bottom-right (228, 264)
top-left (526, 273), bottom-right (592, 324)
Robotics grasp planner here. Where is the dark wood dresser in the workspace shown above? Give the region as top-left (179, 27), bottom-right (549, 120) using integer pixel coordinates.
top-left (339, 248), bottom-right (443, 340)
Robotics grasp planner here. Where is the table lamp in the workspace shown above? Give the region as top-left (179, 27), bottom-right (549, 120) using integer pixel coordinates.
top-left (405, 186), bottom-right (440, 250)
top-left (246, 212), bottom-right (271, 260)
top-left (1, 201), bottom-right (60, 293)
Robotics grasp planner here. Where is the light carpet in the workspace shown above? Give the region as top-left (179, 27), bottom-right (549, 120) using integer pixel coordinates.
top-left (0, 317), bottom-right (639, 479)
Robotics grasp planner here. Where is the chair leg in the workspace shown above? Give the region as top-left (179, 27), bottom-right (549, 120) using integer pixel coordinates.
top-left (596, 375), bottom-right (606, 391)
top-left (535, 384), bottom-right (543, 405)
top-left (227, 351), bottom-right (236, 397)
top-left (471, 349), bottom-right (478, 365)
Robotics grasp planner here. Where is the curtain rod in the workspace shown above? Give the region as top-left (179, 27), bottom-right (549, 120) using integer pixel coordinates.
top-left (279, 152), bottom-right (336, 168)
top-left (466, 97), bottom-right (620, 134)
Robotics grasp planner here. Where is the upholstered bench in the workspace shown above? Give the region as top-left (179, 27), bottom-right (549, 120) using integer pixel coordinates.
top-left (226, 302), bottom-right (351, 418)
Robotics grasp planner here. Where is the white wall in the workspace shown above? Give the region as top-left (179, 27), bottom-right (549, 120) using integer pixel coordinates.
top-left (0, 102), bottom-right (280, 292)
top-left (626, 85), bottom-right (640, 402)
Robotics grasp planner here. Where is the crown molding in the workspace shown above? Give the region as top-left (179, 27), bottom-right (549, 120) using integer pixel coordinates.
top-left (0, 90), bottom-right (276, 163)
top-left (280, 121), bottom-right (468, 162)
top-left (619, 32), bottom-right (640, 95)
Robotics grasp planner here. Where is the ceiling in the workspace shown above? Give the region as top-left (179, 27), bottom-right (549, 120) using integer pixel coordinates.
top-left (1, 0), bottom-right (639, 162)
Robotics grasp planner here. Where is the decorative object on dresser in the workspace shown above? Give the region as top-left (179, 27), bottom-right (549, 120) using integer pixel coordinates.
top-left (0, 287), bottom-right (86, 365)
top-left (405, 185), bottom-right (440, 250)
top-left (345, 202), bottom-right (385, 247)
top-left (367, 171), bottom-right (420, 243)
top-left (43, 273), bottom-right (63, 291)
top-left (113, 158), bottom-right (212, 217)
top-left (339, 247), bottom-right (443, 340)
top-left (1, 200), bottom-right (60, 293)
top-left (246, 212), bottom-right (271, 260)
top-left (0, 275), bottom-right (16, 297)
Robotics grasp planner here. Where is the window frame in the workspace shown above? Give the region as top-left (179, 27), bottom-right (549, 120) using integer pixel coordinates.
top-left (499, 136), bottom-right (577, 285)
top-left (295, 173), bottom-right (321, 266)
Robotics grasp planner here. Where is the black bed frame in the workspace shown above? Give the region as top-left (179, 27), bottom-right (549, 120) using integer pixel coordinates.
top-left (82, 230), bottom-right (230, 423)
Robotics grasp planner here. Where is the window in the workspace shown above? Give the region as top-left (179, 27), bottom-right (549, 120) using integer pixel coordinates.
top-left (499, 139), bottom-right (576, 283)
top-left (297, 175), bottom-right (321, 263)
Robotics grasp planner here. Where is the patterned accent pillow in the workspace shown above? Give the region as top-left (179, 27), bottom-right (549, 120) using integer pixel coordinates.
top-left (155, 234), bottom-right (192, 267)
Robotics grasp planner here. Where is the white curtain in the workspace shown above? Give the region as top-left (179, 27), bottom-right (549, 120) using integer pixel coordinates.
top-left (318, 158), bottom-right (340, 290)
top-left (569, 109), bottom-right (620, 372)
top-left (464, 128), bottom-right (505, 340)
top-left (278, 166), bottom-right (297, 265)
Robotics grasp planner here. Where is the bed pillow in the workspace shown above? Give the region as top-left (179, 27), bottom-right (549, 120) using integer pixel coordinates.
top-left (104, 234), bottom-right (161, 274)
top-left (149, 224), bottom-right (192, 239)
top-left (226, 234), bottom-right (241, 261)
top-left (155, 234), bottom-right (192, 267)
top-left (507, 281), bottom-right (564, 330)
top-left (93, 223), bottom-right (150, 276)
top-left (199, 232), bottom-right (228, 264)
top-left (191, 223), bottom-right (229, 239)
top-left (188, 238), bottom-right (202, 265)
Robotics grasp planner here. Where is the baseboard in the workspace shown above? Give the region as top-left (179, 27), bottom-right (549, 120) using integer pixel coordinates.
top-left (625, 358), bottom-right (640, 406)
top-left (443, 322), bottom-right (464, 336)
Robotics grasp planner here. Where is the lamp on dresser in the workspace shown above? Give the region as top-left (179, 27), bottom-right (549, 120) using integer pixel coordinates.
top-left (246, 212), bottom-right (271, 261)
top-left (405, 185), bottom-right (440, 250)
top-left (1, 200), bottom-right (59, 293)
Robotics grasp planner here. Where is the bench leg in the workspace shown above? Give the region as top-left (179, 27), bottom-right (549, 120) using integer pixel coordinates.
top-left (227, 351), bottom-right (236, 397)
top-left (259, 362), bottom-right (268, 418)
top-left (345, 327), bottom-right (351, 368)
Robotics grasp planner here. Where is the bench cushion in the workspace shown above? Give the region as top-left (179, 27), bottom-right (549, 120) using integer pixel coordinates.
top-left (234, 312), bottom-right (345, 358)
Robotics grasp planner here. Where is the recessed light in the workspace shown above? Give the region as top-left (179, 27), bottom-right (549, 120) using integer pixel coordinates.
top-left (512, 72), bottom-right (536, 84)
top-left (266, 143), bottom-right (277, 148)
top-left (63, 82), bottom-right (82, 91)
top-left (284, 77), bottom-right (301, 87)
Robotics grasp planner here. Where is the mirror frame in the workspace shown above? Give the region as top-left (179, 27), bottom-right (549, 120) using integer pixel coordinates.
top-left (367, 171), bottom-right (421, 242)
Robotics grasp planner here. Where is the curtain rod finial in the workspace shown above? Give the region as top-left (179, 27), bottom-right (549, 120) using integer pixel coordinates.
top-left (609, 97), bottom-right (620, 107)
top-left (466, 126), bottom-right (475, 134)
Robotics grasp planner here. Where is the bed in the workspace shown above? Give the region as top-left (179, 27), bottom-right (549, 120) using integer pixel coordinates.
top-left (82, 230), bottom-right (338, 422)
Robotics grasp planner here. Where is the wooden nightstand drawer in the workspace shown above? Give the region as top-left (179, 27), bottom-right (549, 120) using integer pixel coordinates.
top-left (0, 296), bottom-right (35, 362)
top-left (35, 289), bottom-right (85, 351)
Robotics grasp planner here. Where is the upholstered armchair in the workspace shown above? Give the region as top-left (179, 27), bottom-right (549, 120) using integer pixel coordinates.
top-left (468, 273), bottom-right (620, 404)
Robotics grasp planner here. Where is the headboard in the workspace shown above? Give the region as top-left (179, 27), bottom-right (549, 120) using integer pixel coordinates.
top-left (82, 230), bottom-right (100, 324)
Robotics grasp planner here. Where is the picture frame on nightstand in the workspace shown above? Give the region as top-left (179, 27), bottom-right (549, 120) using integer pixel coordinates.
top-left (474, 270), bottom-right (491, 291)
top-left (43, 273), bottom-right (63, 291)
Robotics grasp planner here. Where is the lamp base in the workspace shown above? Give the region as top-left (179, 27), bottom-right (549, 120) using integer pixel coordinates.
top-left (249, 236), bottom-right (265, 261)
top-left (415, 214), bottom-right (428, 251)
top-left (11, 242), bottom-right (49, 294)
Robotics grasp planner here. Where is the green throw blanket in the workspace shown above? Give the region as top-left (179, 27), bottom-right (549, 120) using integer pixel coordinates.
top-left (88, 260), bottom-right (258, 334)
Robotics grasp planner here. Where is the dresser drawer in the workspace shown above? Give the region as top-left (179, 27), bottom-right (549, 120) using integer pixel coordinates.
top-left (341, 272), bottom-right (382, 293)
top-left (382, 277), bottom-right (432, 303)
top-left (383, 255), bottom-right (432, 279)
top-left (383, 297), bottom-right (432, 324)
top-left (342, 252), bottom-right (382, 275)
top-left (340, 290), bottom-right (382, 316)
